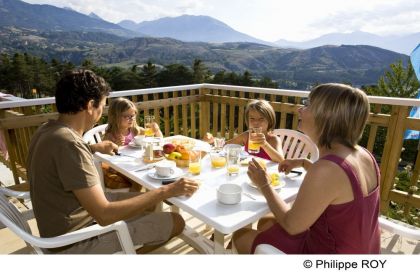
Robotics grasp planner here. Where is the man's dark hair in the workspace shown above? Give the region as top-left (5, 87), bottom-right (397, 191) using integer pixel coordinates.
top-left (55, 69), bottom-right (111, 114)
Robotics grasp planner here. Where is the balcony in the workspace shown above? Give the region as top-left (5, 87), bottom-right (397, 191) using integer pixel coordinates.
top-left (1, 83), bottom-right (419, 254)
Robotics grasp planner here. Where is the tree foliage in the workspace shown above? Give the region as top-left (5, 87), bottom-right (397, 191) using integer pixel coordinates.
top-left (365, 60), bottom-right (419, 98)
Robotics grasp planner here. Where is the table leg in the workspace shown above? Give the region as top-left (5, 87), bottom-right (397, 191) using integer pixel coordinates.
top-left (214, 230), bottom-right (227, 254)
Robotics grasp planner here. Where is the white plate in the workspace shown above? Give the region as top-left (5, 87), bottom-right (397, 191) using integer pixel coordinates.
top-left (247, 179), bottom-right (285, 190)
top-left (128, 141), bottom-right (143, 149)
top-left (147, 167), bottom-right (184, 181)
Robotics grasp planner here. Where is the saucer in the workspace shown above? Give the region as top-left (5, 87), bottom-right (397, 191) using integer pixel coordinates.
top-left (128, 141), bottom-right (143, 149)
top-left (147, 167), bottom-right (184, 181)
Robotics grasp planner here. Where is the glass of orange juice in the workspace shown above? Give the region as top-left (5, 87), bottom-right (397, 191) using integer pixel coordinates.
top-left (248, 127), bottom-right (262, 154)
top-left (210, 151), bottom-right (226, 168)
top-left (144, 115), bottom-right (155, 137)
top-left (226, 147), bottom-right (240, 176)
top-left (188, 150), bottom-right (201, 175)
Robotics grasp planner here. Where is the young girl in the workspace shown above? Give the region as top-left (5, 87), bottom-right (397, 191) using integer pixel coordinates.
top-left (103, 97), bottom-right (162, 191)
top-left (104, 97), bottom-right (163, 145)
top-left (204, 100), bottom-right (284, 163)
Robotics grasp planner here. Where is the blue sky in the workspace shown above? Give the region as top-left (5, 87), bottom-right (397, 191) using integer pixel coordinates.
top-left (23, 0), bottom-right (420, 42)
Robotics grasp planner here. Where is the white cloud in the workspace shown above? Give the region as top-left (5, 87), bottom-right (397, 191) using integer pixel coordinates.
top-left (22, 0), bottom-right (420, 41)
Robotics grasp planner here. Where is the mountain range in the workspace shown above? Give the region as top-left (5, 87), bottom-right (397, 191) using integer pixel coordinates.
top-left (0, 0), bottom-right (412, 89)
top-left (0, 25), bottom-right (407, 88)
top-left (275, 31), bottom-right (420, 55)
top-left (0, 0), bottom-right (138, 37)
top-left (2, 0), bottom-right (417, 55)
top-left (118, 15), bottom-right (272, 45)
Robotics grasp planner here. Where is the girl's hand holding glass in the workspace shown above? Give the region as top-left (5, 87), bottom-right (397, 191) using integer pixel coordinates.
top-left (248, 127), bottom-right (264, 154)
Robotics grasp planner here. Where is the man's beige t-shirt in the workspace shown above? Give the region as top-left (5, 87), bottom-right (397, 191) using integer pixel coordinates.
top-left (28, 120), bottom-right (99, 238)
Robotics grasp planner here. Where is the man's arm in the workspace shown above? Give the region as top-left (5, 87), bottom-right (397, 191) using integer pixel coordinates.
top-left (73, 178), bottom-right (199, 226)
top-left (90, 140), bottom-right (118, 155)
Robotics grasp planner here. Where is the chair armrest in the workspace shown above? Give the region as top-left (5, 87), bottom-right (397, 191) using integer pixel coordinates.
top-left (254, 244), bottom-right (285, 254)
top-left (34, 221), bottom-right (136, 253)
top-left (379, 216), bottom-right (420, 241)
top-left (0, 187), bottom-right (30, 199)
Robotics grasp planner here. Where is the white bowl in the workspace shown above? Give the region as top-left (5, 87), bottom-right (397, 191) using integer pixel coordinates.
top-left (134, 135), bottom-right (145, 145)
top-left (217, 183), bottom-right (242, 205)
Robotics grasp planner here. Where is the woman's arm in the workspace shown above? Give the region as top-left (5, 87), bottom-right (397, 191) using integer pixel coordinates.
top-left (248, 158), bottom-right (342, 235)
top-left (278, 158), bottom-right (313, 174)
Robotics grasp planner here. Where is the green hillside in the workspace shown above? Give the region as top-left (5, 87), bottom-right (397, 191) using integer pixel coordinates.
top-left (0, 28), bottom-right (409, 89)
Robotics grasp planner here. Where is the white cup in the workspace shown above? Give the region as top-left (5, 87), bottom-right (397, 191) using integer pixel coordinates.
top-left (134, 135), bottom-right (144, 146)
top-left (155, 161), bottom-right (177, 177)
top-left (217, 183), bottom-right (242, 204)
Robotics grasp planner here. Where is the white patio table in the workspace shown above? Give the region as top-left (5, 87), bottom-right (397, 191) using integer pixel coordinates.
top-left (94, 135), bottom-right (304, 253)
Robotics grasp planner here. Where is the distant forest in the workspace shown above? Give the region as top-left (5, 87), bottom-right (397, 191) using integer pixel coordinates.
top-left (0, 53), bottom-right (278, 98)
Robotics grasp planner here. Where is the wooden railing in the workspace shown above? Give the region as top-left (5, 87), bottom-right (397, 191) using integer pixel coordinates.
top-left (1, 83), bottom-right (419, 220)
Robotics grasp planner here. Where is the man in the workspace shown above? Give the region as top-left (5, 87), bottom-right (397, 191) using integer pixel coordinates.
top-left (28, 69), bottom-right (199, 253)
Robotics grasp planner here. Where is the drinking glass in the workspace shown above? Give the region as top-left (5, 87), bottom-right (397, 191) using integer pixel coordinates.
top-left (144, 115), bottom-right (155, 137)
top-left (226, 147), bottom-right (241, 176)
top-left (248, 127), bottom-right (262, 154)
top-left (188, 150), bottom-right (202, 175)
top-left (210, 151), bottom-right (226, 168)
top-left (214, 137), bottom-right (225, 151)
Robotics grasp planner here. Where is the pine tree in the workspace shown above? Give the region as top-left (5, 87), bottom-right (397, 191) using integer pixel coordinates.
top-left (365, 60), bottom-right (419, 98)
top-left (192, 59), bottom-right (210, 83)
top-left (140, 60), bottom-right (158, 88)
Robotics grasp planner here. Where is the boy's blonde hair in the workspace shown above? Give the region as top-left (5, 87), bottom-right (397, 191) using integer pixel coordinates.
top-left (244, 99), bottom-right (276, 131)
top-left (309, 83), bottom-right (370, 149)
top-left (106, 97), bottom-right (140, 136)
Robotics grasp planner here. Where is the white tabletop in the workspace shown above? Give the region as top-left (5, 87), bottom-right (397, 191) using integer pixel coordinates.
top-left (95, 136), bottom-right (303, 235)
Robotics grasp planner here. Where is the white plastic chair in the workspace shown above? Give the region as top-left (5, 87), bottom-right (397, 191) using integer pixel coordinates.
top-left (83, 124), bottom-right (108, 145)
top-left (83, 124), bottom-right (118, 191)
top-left (272, 129), bottom-right (319, 161)
top-left (0, 188), bottom-right (136, 254)
top-left (254, 244), bottom-right (285, 254)
top-left (379, 216), bottom-right (420, 241)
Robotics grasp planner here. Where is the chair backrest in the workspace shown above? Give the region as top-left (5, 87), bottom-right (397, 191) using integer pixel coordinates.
top-left (82, 124), bottom-right (109, 189)
top-left (272, 129), bottom-right (319, 162)
top-left (83, 124), bottom-right (108, 144)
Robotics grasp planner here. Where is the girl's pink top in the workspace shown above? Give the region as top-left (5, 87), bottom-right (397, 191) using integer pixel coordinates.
top-left (122, 131), bottom-right (135, 145)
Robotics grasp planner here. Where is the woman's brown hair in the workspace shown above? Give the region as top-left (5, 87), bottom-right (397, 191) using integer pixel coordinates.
top-left (308, 83), bottom-right (370, 149)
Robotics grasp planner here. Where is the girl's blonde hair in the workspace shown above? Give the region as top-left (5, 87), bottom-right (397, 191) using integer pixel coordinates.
top-left (244, 99), bottom-right (276, 131)
top-left (309, 83), bottom-right (370, 149)
top-left (106, 97), bottom-right (140, 136)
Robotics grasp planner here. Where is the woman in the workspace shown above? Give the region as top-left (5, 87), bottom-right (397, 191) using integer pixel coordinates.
top-left (232, 83), bottom-right (380, 254)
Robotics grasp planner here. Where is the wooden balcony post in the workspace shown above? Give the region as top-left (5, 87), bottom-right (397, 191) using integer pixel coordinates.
top-left (379, 105), bottom-right (409, 214)
top-left (199, 87), bottom-right (210, 139)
